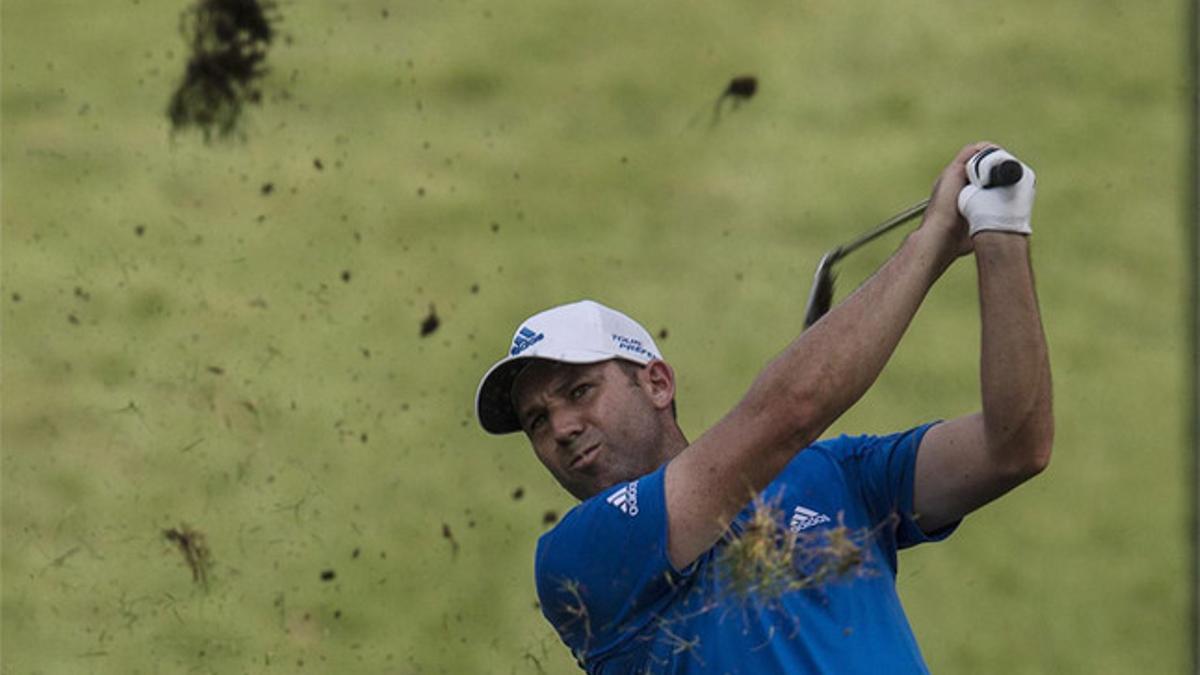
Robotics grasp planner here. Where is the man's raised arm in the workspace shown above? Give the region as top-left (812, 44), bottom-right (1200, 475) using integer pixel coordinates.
top-left (913, 150), bottom-right (1054, 533)
top-left (663, 142), bottom-right (994, 569)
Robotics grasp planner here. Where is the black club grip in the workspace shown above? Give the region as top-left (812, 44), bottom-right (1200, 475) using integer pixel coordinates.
top-left (988, 159), bottom-right (1023, 187)
top-left (971, 147), bottom-right (1024, 188)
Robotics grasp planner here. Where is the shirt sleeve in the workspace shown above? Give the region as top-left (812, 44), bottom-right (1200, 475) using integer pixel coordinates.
top-left (534, 464), bottom-right (693, 665)
top-left (841, 421), bottom-right (958, 550)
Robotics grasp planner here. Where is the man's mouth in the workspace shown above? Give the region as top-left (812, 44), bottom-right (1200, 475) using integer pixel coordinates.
top-left (570, 444), bottom-right (601, 470)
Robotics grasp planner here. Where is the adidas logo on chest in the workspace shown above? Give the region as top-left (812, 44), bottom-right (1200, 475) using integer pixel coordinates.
top-left (789, 505), bottom-right (831, 533)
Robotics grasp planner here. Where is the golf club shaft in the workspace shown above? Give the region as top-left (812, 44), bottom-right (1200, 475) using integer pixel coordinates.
top-left (801, 199), bottom-right (927, 328)
top-left (825, 155), bottom-right (1025, 266)
top-left (831, 198), bottom-right (929, 263)
top-left (802, 156), bottom-right (1025, 328)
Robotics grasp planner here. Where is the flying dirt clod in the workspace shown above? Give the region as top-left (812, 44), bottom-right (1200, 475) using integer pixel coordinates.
top-left (167, 0), bottom-right (280, 139)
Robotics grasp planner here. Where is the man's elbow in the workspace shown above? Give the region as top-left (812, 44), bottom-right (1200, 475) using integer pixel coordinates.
top-left (779, 383), bottom-right (836, 451)
top-left (1022, 439), bottom-right (1052, 478)
top-left (1005, 421), bottom-right (1054, 481)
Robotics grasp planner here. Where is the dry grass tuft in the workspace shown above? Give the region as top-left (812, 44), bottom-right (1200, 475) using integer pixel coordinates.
top-left (716, 495), bottom-right (887, 602)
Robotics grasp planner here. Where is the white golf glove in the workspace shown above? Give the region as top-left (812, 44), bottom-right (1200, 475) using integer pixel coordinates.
top-left (957, 148), bottom-right (1036, 237)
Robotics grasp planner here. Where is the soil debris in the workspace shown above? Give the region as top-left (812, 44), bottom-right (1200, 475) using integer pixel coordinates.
top-left (164, 525), bottom-right (211, 587)
top-left (724, 75), bottom-right (758, 99)
top-left (167, 0), bottom-right (279, 139)
top-left (419, 305), bottom-right (440, 337)
top-left (711, 74), bottom-right (758, 126)
top-left (442, 523), bottom-right (459, 557)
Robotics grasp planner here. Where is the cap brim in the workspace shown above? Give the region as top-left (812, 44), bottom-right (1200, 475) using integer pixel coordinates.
top-left (474, 351), bottom-right (623, 434)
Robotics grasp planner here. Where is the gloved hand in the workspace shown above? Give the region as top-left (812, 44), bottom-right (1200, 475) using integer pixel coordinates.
top-left (958, 148), bottom-right (1036, 237)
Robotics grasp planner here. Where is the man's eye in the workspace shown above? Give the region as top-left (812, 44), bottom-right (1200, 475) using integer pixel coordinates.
top-left (528, 414), bottom-right (546, 431)
top-left (570, 384), bottom-right (592, 400)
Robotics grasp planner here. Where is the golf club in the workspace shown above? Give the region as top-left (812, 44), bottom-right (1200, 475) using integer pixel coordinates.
top-left (802, 154), bottom-right (1024, 328)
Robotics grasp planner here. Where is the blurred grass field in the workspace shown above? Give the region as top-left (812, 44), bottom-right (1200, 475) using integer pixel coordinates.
top-left (1, 0), bottom-right (1191, 673)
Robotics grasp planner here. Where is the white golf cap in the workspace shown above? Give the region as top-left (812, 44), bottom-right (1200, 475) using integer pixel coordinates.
top-left (475, 299), bottom-right (663, 434)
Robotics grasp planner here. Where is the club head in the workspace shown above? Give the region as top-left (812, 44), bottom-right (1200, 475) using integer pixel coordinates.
top-left (804, 250), bottom-right (841, 329)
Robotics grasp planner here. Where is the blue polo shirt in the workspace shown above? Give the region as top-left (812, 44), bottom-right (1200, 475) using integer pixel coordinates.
top-left (534, 423), bottom-right (955, 674)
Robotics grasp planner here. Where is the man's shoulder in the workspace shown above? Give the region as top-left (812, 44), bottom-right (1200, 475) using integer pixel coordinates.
top-left (801, 422), bottom-right (940, 463)
top-left (770, 423), bottom-right (940, 505)
top-left (536, 465), bottom-right (666, 561)
top-left (533, 464), bottom-right (683, 663)
top-left (775, 433), bottom-right (869, 481)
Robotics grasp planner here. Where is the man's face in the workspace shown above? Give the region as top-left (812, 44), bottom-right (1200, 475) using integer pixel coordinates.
top-left (512, 359), bottom-right (668, 501)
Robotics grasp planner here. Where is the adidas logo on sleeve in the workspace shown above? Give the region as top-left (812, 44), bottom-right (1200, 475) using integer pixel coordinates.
top-left (605, 482), bottom-right (639, 516)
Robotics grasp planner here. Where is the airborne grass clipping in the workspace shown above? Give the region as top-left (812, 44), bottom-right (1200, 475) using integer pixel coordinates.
top-left (717, 495), bottom-right (885, 602)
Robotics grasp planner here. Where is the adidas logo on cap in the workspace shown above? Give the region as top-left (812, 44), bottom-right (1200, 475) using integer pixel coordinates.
top-left (510, 327), bottom-right (545, 356)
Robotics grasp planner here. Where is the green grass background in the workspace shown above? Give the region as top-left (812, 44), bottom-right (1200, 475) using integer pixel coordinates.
top-left (1, 0), bottom-right (1191, 672)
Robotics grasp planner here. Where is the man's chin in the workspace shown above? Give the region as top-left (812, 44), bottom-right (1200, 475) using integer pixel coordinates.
top-left (567, 475), bottom-right (617, 502)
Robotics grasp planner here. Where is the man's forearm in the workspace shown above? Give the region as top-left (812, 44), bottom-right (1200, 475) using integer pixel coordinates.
top-left (974, 233), bottom-right (1053, 473)
top-left (746, 226), bottom-right (958, 449)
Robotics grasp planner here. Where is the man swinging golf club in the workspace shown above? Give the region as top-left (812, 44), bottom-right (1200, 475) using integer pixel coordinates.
top-left (475, 142), bottom-right (1052, 673)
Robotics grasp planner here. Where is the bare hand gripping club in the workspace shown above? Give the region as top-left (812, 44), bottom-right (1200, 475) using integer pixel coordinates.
top-left (802, 151), bottom-right (1023, 329)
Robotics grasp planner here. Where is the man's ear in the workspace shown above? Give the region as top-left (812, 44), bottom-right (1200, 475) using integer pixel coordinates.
top-left (641, 360), bottom-right (676, 412)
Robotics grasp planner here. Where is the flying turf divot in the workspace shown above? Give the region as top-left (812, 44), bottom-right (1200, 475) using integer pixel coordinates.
top-left (716, 494), bottom-right (888, 602)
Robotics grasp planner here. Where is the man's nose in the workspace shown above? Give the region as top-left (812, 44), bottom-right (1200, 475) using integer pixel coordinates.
top-left (549, 408), bottom-right (584, 445)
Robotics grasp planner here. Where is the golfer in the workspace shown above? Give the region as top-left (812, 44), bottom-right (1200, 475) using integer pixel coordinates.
top-left (475, 142), bottom-right (1052, 673)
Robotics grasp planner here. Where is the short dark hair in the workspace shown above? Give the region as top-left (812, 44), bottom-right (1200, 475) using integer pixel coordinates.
top-left (614, 360), bottom-right (677, 420)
